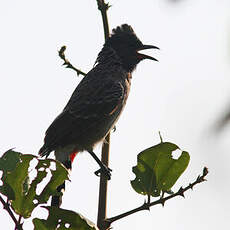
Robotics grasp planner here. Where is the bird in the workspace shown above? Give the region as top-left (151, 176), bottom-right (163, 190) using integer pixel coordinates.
top-left (39, 24), bottom-right (159, 206)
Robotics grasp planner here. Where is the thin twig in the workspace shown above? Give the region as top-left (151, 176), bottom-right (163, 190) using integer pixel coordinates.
top-left (96, 0), bottom-right (110, 40)
top-left (0, 195), bottom-right (23, 230)
top-left (18, 215), bottom-right (22, 228)
top-left (96, 1), bottom-right (111, 230)
top-left (104, 167), bottom-right (208, 227)
top-left (58, 46), bottom-right (86, 77)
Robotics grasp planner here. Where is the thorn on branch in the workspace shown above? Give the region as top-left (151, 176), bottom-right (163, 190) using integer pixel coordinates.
top-left (160, 199), bottom-right (165, 207)
top-left (58, 46), bottom-right (86, 77)
top-left (105, 167), bottom-right (209, 226)
top-left (178, 187), bottom-right (185, 198)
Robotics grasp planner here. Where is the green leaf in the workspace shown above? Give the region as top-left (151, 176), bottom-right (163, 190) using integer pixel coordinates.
top-left (5, 154), bottom-right (35, 217)
top-left (36, 159), bottom-right (69, 203)
top-left (0, 149), bottom-right (21, 199)
top-left (0, 150), bottom-right (69, 218)
top-left (33, 206), bottom-right (98, 230)
top-left (0, 149), bottom-right (21, 171)
top-left (131, 142), bottom-right (190, 197)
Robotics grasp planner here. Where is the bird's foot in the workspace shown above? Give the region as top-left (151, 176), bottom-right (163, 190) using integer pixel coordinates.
top-left (87, 150), bottom-right (112, 180)
top-left (94, 164), bottom-right (112, 180)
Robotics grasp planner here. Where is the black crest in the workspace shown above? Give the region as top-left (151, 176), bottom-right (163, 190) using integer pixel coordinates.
top-left (97, 24), bottom-right (158, 72)
top-left (105, 24), bottom-right (143, 50)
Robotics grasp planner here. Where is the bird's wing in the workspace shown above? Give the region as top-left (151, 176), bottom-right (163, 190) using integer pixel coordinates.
top-left (42, 75), bottom-right (126, 151)
top-left (67, 80), bottom-right (125, 118)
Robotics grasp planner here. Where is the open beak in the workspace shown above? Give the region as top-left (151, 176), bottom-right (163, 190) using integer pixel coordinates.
top-left (137, 45), bottom-right (159, 61)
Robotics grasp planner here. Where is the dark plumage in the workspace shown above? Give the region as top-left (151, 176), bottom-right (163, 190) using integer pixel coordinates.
top-left (39, 24), bottom-right (159, 206)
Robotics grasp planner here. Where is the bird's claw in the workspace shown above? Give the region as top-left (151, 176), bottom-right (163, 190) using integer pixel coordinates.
top-left (94, 164), bottom-right (112, 180)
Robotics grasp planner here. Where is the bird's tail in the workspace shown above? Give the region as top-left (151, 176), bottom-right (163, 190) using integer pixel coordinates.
top-left (38, 144), bottom-right (51, 158)
top-left (51, 148), bottom-right (78, 207)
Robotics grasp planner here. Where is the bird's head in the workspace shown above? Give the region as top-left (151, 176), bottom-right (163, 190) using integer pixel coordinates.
top-left (103, 24), bottom-right (159, 72)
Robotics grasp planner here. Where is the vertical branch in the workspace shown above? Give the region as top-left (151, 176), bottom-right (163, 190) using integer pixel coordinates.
top-left (96, 1), bottom-right (110, 230)
top-left (97, 134), bottom-right (110, 230)
top-left (0, 195), bottom-right (23, 230)
top-left (97, 0), bottom-right (110, 40)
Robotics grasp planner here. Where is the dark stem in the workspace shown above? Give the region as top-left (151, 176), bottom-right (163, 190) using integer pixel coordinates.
top-left (97, 0), bottom-right (110, 40)
top-left (0, 195), bottom-right (23, 230)
top-left (17, 215), bottom-right (22, 230)
top-left (97, 134), bottom-right (110, 230)
top-left (58, 46), bottom-right (86, 77)
top-left (96, 2), bottom-right (110, 229)
top-left (104, 167), bottom-right (208, 226)
top-left (147, 194), bottom-right (151, 205)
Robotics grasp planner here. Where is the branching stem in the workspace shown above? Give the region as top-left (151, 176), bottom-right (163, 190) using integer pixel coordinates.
top-left (0, 195), bottom-right (23, 230)
top-left (58, 46), bottom-right (86, 77)
top-left (104, 167), bottom-right (208, 227)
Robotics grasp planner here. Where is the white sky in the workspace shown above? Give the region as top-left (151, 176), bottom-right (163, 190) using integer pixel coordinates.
top-left (1, 0), bottom-right (230, 229)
